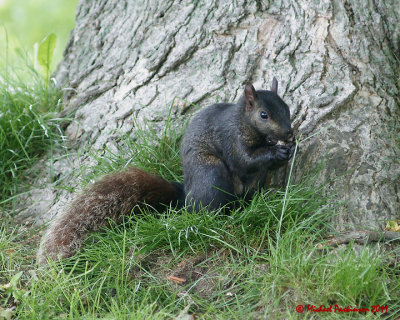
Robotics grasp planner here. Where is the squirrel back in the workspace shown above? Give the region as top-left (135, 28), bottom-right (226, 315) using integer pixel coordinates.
top-left (37, 167), bottom-right (183, 265)
top-left (37, 79), bottom-right (295, 265)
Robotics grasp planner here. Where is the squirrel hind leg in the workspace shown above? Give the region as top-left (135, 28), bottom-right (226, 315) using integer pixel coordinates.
top-left (171, 182), bottom-right (185, 209)
top-left (184, 163), bottom-right (235, 212)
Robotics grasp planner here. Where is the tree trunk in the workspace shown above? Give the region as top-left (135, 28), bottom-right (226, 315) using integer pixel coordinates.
top-left (23, 0), bottom-right (400, 230)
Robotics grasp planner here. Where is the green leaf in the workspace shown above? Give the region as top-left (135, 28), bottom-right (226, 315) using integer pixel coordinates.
top-left (37, 33), bottom-right (57, 72)
top-left (35, 33), bottom-right (57, 87)
top-left (0, 306), bottom-right (13, 320)
top-left (0, 271), bottom-right (28, 303)
top-left (9, 271), bottom-right (23, 288)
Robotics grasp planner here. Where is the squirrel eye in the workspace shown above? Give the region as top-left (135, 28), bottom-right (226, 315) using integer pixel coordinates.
top-left (260, 111), bottom-right (268, 120)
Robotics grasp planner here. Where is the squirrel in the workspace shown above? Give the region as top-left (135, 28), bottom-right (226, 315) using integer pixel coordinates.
top-left (181, 78), bottom-right (295, 211)
top-left (37, 78), bottom-right (295, 265)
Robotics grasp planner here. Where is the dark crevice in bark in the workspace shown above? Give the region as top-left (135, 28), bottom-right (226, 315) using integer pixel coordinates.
top-left (343, 0), bottom-right (355, 29)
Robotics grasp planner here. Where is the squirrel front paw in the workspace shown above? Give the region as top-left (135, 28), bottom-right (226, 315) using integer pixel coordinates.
top-left (273, 143), bottom-right (296, 161)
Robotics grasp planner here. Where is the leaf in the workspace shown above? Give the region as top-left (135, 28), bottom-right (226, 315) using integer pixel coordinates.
top-left (37, 33), bottom-right (57, 72)
top-left (0, 272), bottom-right (28, 302)
top-left (174, 304), bottom-right (195, 320)
top-left (0, 282), bottom-right (11, 291)
top-left (385, 220), bottom-right (400, 232)
top-left (167, 275), bottom-right (186, 284)
top-left (9, 271), bottom-right (23, 288)
top-left (0, 306), bottom-right (14, 320)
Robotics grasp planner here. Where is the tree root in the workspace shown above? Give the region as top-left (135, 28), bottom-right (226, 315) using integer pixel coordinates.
top-left (324, 230), bottom-right (400, 247)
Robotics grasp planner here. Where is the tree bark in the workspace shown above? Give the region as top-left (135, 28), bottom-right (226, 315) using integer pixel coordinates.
top-left (23, 0), bottom-right (400, 230)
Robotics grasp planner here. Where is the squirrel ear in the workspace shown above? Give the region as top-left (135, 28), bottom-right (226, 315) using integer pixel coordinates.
top-left (271, 77), bottom-right (278, 94)
top-left (244, 83), bottom-right (256, 111)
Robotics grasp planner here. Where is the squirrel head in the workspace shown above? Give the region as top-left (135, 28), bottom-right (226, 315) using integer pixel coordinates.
top-left (243, 79), bottom-right (294, 145)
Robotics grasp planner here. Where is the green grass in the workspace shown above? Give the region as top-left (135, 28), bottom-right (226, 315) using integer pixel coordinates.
top-left (80, 105), bottom-right (186, 187)
top-left (1, 114), bottom-right (399, 318)
top-left (0, 60), bottom-right (399, 318)
top-left (4, 189), bottom-right (399, 319)
top-left (0, 53), bottom-right (64, 208)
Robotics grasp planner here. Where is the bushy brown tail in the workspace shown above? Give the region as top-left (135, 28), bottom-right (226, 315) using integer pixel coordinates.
top-left (37, 167), bottom-right (183, 265)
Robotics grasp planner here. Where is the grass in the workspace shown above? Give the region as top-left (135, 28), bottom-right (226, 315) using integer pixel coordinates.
top-left (80, 105), bottom-right (186, 187)
top-left (1, 111), bottom-right (399, 319)
top-left (0, 59), bottom-right (399, 318)
top-left (0, 51), bottom-right (65, 209)
top-left (3, 192), bottom-right (399, 318)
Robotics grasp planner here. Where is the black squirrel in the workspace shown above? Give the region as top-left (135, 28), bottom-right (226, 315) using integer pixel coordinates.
top-left (37, 79), bottom-right (295, 265)
top-left (181, 79), bottom-right (294, 211)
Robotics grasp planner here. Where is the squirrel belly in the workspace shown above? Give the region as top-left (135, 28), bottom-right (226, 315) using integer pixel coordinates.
top-left (37, 167), bottom-right (183, 265)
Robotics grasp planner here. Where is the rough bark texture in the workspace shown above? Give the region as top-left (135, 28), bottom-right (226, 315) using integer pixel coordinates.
top-left (22, 0), bottom-right (400, 230)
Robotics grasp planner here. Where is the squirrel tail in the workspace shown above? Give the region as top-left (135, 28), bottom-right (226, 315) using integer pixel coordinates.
top-left (37, 167), bottom-right (184, 265)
